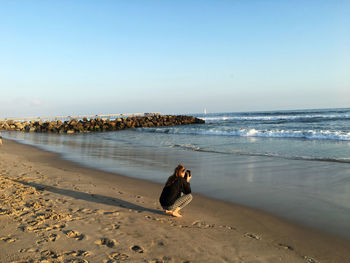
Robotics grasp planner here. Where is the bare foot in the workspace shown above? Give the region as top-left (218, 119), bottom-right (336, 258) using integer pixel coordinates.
top-left (171, 211), bottom-right (182, 218)
top-left (172, 208), bottom-right (182, 218)
top-left (164, 210), bottom-right (182, 218)
top-left (164, 210), bottom-right (173, 215)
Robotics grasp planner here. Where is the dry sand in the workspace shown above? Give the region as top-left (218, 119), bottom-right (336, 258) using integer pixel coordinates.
top-left (1, 139), bottom-right (350, 263)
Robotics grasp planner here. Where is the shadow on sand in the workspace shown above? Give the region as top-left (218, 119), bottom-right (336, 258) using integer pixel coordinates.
top-left (12, 179), bottom-right (164, 216)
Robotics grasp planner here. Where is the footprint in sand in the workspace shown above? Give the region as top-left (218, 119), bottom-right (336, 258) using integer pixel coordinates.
top-left (113, 224), bottom-right (121, 230)
top-left (56, 198), bottom-right (67, 204)
top-left (19, 248), bottom-right (39, 253)
top-left (95, 238), bottom-right (118, 248)
top-left (24, 201), bottom-right (43, 209)
top-left (33, 212), bottom-right (49, 221)
top-left (40, 249), bottom-right (60, 260)
top-left (221, 225), bottom-right (236, 230)
top-left (0, 236), bottom-right (16, 243)
top-left (66, 259), bottom-right (88, 263)
top-left (149, 259), bottom-right (177, 263)
top-left (104, 224), bottom-right (121, 231)
top-left (303, 256), bottom-right (316, 263)
top-left (63, 250), bottom-right (90, 257)
top-left (129, 209), bottom-right (142, 213)
top-left (38, 231), bottom-right (59, 244)
top-left (0, 209), bottom-right (11, 215)
top-left (244, 233), bottom-right (262, 240)
top-left (36, 237), bottom-right (49, 245)
top-left (52, 223), bottom-right (66, 230)
top-left (191, 220), bottom-right (215, 229)
top-left (157, 241), bottom-right (166, 247)
top-left (278, 243), bottom-right (294, 251)
top-left (102, 211), bottom-right (120, 216)
top-left (26, 219), bottom-right (40, 226)
top-left (49, 233), bottom-right (58, 242)
top-left (130, 245), bottom-right (144, 253)
top-left (107, 252), bottom-right (129, 261)
top-left (81, 208), bottom-right (93, 214)
top-left (64, 230), bottom-right (85, 240)
top-left (25, 225), bottom-right (49, 233)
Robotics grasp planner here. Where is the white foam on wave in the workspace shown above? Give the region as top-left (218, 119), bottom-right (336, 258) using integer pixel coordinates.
top-left (168, 144), bottom-right (201, 151)
top-left (207, 128), bottom-right (350, 141)
top-left (202, 114), bottom-right (350, 123)
top-left (138, 127), bottom-right (350, 141)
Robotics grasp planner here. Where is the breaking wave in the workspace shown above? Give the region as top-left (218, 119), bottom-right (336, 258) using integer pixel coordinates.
top-left (201, 114), bottom-right (350, 123)
top-left (138, 127), bottom-right (350, 141)
top-left (166, 141), bottom-right (350, 163)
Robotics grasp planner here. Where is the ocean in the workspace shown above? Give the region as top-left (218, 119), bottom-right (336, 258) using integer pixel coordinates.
top-left (3, 108), bottom-right (350, 239)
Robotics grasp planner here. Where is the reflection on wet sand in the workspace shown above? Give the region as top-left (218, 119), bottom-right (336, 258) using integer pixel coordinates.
top-left (4, 131), bottom-right (350, 239)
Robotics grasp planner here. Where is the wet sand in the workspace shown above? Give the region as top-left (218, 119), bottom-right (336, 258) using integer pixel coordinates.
top-left (1, 139), bottom-right (350, 263)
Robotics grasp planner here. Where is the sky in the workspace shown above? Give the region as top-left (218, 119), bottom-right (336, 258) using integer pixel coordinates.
top-left (0, 0), bottom-right (349, 117)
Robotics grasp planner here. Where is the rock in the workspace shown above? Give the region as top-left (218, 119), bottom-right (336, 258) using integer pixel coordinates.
top-left (0, 115), bottom-right (205, 133)
top-left (69, 118), bottom-right (78, 125)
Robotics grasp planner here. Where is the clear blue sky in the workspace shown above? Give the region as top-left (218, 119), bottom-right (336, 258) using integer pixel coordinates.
top-left (1, 0), bottom-right (349, 117)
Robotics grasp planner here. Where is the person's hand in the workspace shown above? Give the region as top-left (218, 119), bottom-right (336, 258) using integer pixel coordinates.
top-left (186, 174), bottom-right (192, 183)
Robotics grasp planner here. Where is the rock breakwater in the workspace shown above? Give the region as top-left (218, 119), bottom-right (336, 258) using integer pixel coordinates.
top-left (0, 115), bottom-right (205, 134)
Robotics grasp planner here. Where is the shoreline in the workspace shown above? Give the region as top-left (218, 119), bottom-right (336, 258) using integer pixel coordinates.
top-left (4, 132), bottom-right (350, 240)
top-left (1, 138), bottom-right (350, 262)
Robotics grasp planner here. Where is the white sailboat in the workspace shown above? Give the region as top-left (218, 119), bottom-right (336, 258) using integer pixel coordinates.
top-left (204, 108), bottom-right (207, 115)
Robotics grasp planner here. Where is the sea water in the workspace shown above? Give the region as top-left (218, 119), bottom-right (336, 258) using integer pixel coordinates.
top-left (4, 108), bottom-right (350, 239)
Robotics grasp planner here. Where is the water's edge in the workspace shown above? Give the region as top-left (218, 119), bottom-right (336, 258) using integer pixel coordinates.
top-left (3, 136), bottom-right (350, 241)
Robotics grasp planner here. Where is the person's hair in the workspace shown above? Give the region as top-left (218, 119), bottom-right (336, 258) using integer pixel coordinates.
top-left (165, 164), bottom-right (185, 187)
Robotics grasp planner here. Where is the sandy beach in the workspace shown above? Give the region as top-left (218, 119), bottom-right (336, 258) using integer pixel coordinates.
top-left (1, 139), bottom-right (350, 263)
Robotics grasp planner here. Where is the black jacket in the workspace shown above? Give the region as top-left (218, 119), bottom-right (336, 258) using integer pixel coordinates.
top-left (159, 177), bottom-right (191, 207)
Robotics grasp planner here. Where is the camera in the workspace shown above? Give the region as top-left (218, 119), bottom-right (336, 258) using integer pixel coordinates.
top-left (185, 170), bottom-right (191, 179)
